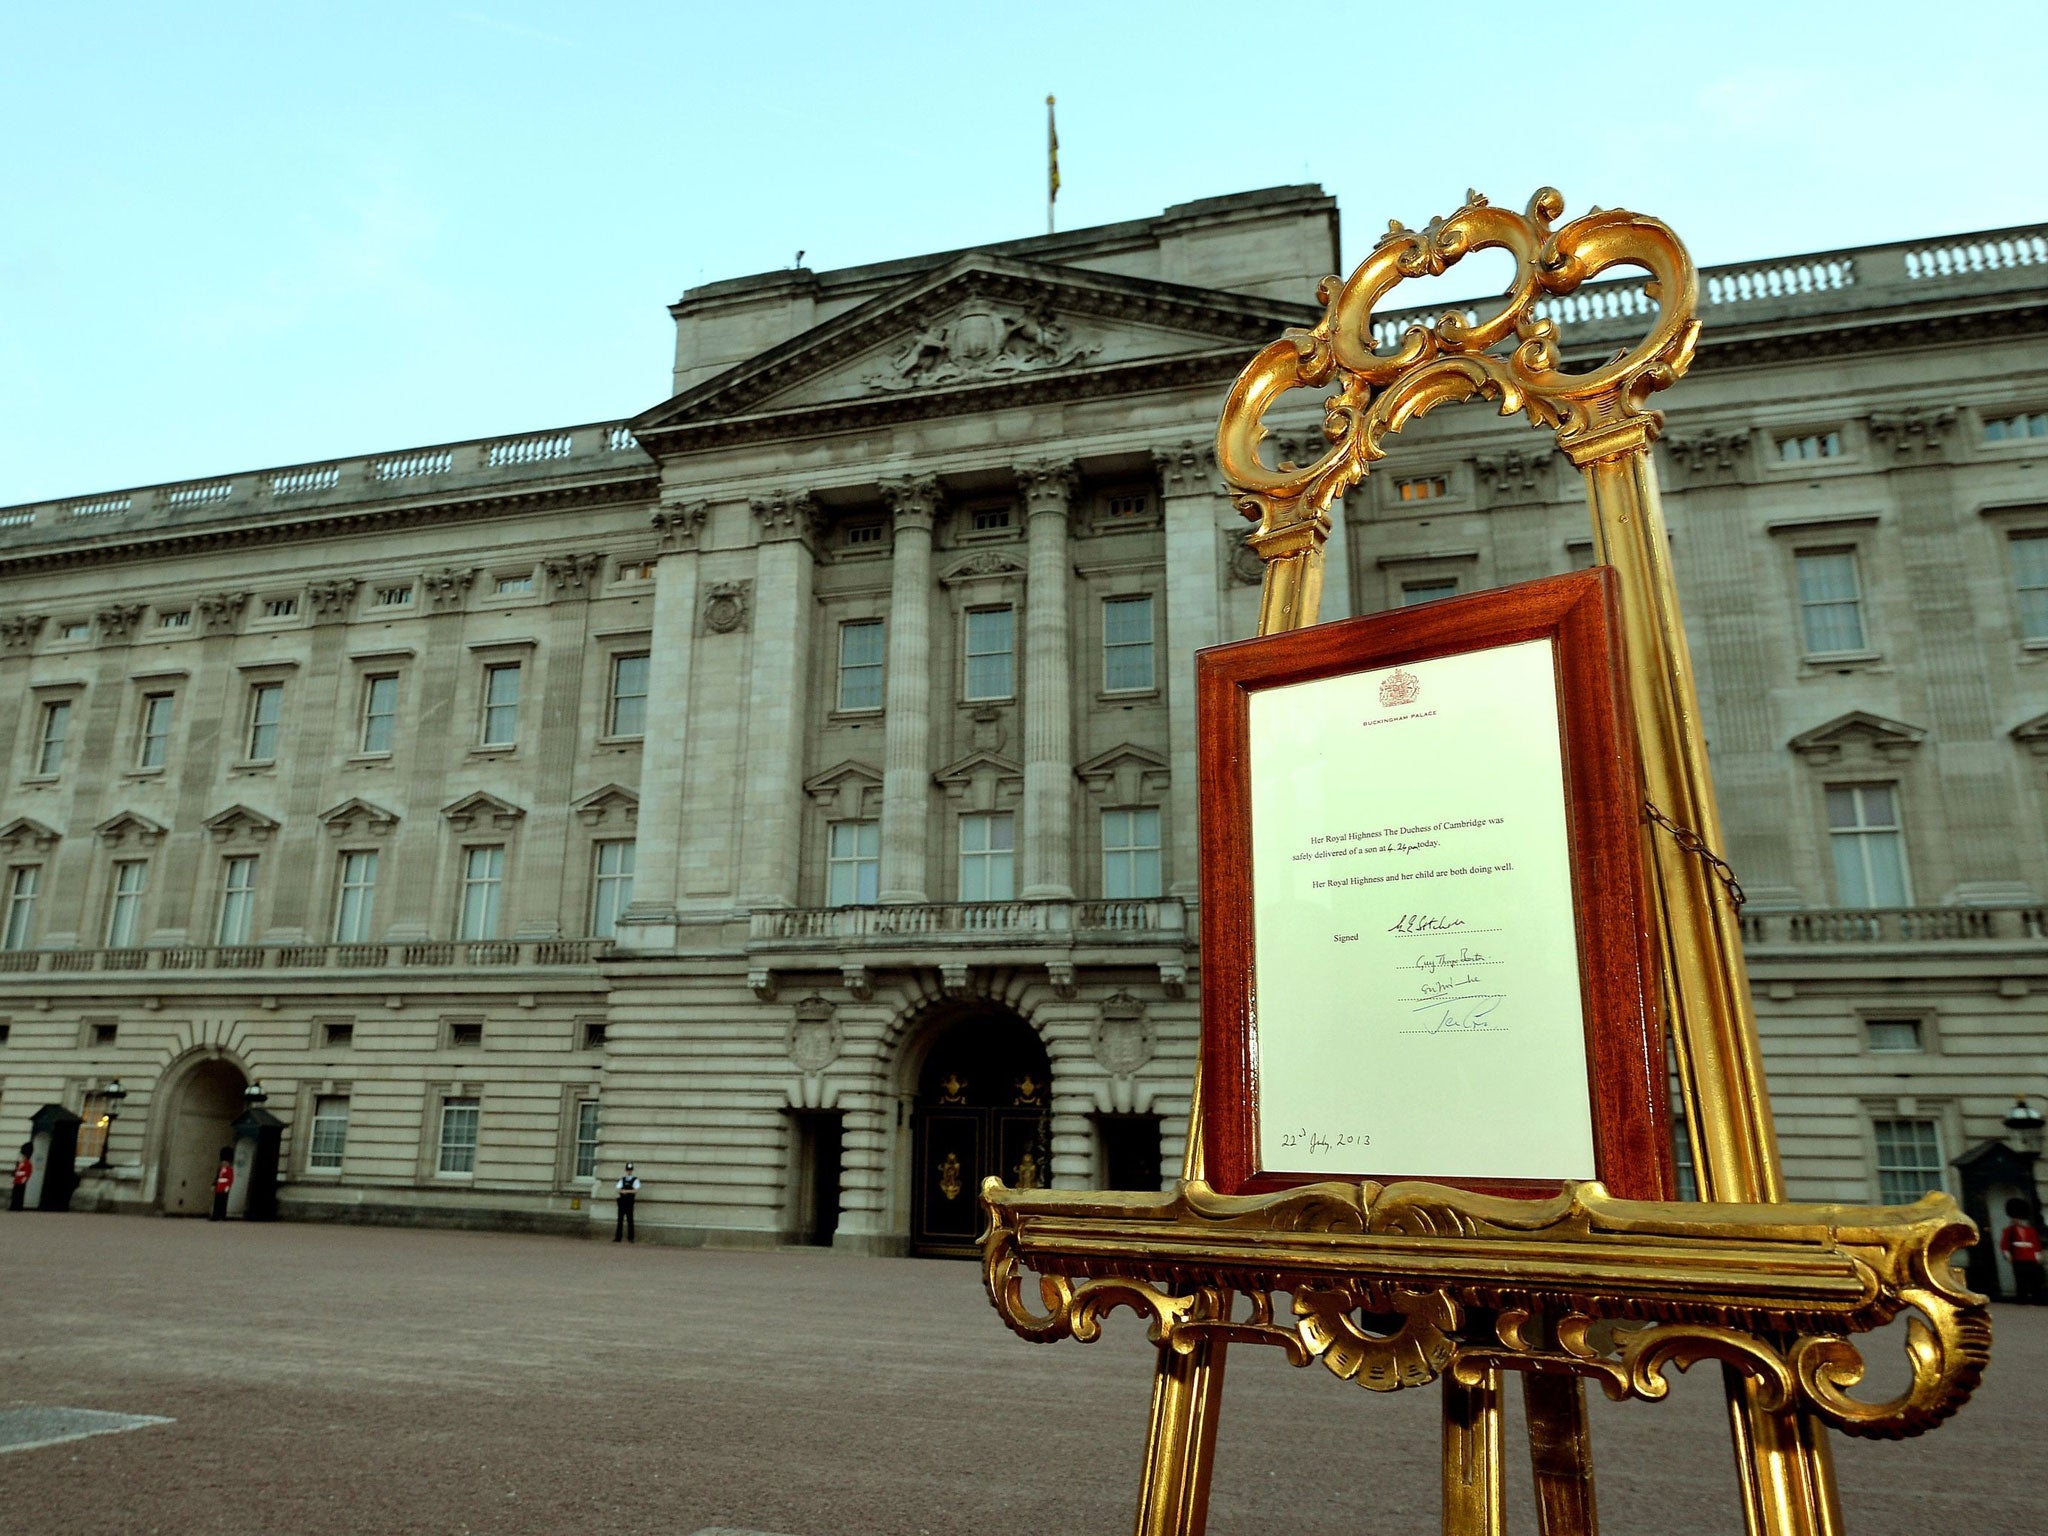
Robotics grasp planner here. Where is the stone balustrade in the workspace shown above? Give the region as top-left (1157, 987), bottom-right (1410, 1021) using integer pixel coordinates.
top-left (0, 939), bottom-right (614, 974)
top-left (748, 897), bottom-right (1186, 951)
top-left (1365, 220), bottom-right (2048, 354)
top-left (0, 418), bottom-right (653, 541)
top-left (1740, 905), bottom-right (2048, 947)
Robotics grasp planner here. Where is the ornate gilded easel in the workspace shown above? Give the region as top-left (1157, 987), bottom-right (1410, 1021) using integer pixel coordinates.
top-left (981, 190), bottom-right (1991, 1535)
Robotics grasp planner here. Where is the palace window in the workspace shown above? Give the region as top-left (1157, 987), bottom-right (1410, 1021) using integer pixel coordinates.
top-left (493, 573), bottom-right (534, 596)
top-left (1872, 1116), bottom-right (1945, 1205)
top-left (57, 620), bottom-right (90, 640)
top-left (970, 505), bottom-right (1012, 532)
top-left (480, 663), bottom-right (521, 746)
top-left (1101, 493), bottom-right (1149, 521)
top-left (157, 608), bottom-right (192, 630)
top-left (1778, 431), bottom-right (1843, 462)
top-left (35, 700), bottom-right (70, 775)
top-left (615, 559), bottom-right (657, 583)
top-left (1984, 411), bottom-right (2048, 442)
top-left (582, 1021), bottom-right (607, 1049)
top-left (1795, 549), bottom-right (1867, 655)
top-left (826, 819), bottom-right (880, 907)
top-left (1671, 1121), bottom-right (1699, 1201)
top-left (574, 1099), bottom-right (601, 1181)
top-left (246, 681), bottom-right (283, 762)
top-left (3, 865), bottom-right (40, 951)
top-left (374, 584), bottom-right (414, 608)
top-left (2009, 532), bottom-right (2048, 641)
top-left (1402, 577), bottom-right (1459, 606)
top-left (216, 855), bottom-right (257, 946)
top-left (843, 521), bottom-right (885, 547)
top-left (963, 606), bottom-right (1015, 700)
top-left (608, 653), bottom-right (650, 738)
top-left (591, 840), bottom-right (636, 939)
top-left (1826, 783), bottom-right (1911, 908)
top-left (1865, 1018), bottom-right (1924, 1053)
top-left (1102, 807), bottom-right (1163, 900)
top-left (437, 1096), bottom-right (480, 1175)
top-left (76, 1090), bottom-right (112, 1163)
top-left (334, 850), bottom-right (379, 944)
top-left (1396, 475), bottom-right (1448, 501)
top-left (361, 673), bottom-right (399, 754)
top-left (448, 1019), bottom-right (484, 1048)
top-left (307, 1095), bottom-right (349, 1171)
top-left (837, 620), bottom-right (884, 712)
top-left (323, 1020), bottom-right (354, 1047)
top-left (105, 860), bottom-right (147, 948)
top-left (261, 596), bottom-right (299, 619)
top-left (136, 692), bottom-right (174, 769)
top-left (457, 846), bottom-right (506, 940)
top-left (1103, 595), bottom-right (1155, 693)
top-left (959, 813), bottom-right (1015, 902)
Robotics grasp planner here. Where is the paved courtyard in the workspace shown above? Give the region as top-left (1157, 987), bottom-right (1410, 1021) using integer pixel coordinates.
top-left (0, 1215), bottom-right (2038, 1535)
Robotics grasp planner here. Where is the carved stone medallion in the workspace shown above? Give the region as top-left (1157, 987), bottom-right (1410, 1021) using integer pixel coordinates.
top-left (788, 994), bottom-right (841, 1074)
top-left (703, 579), bottom-right (753, 635)
top-left (1092, 992), bottom-right (1155, 1077)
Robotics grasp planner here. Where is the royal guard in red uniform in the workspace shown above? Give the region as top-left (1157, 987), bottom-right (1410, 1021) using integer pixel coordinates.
top-left (2001, 1198), bottom-right (2045, 1304)
top-left (9, 1143), bottom-right (30, 1211)
top-left (210, 1148), bottom-right (235, 1221)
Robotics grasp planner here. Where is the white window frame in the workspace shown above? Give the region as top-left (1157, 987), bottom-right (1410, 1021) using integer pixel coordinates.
top-left (1826, 782), bottom-right (1912, 908)
top-left (457, 845), bottom-right (506, 940)
top-left (1401, 577), bottom-right (1459, 606)
top-left (573, 1098), bottom-right (601, 1182)
top-left (436, 1096), bottom-right (481, 1176)
top-left (1101, 807), bottom-right (1163, 900)
top-left (35, 700), bottom-right (70, 775)
top-left (836, 619), bottom-right (884, 713)
top-left (3, 865), bottom-right (40, 951)
top-left (334, 850), bottom-right (379, 944)
top-left (360, 673), bottom-right (399, 755)
top-left (480, 663), bottom-right (521, 747)
top-left (246, 681), bottom-right (283, 762)
top-left (958, 812), bottom-right (1016, 902)
top-left (105, 860), bottom-right (148, 948)
top-left (136, 691), bottom-right (174, 770)
top-left (590, 839), bottom-right (635, 939)
top-left (307, 1095), bottom-right (349, 1172)
top-left (963, 606), bottom-right (1015, 701)
top-left (826, 819), bottom-right (880, 907)
top-left (2009, 530), bottom-right (2048, 644)
top-left (1794, 547), bottom-right (1868, 656)
top-left (1871, 1115), bottom-right (1946, 1205)
top-left (1102, 594), bottom-right (1156, 694)
top-left (608, 653), bottom-right (650, 738)
top-left (216, 855), bottom-right (258, 946)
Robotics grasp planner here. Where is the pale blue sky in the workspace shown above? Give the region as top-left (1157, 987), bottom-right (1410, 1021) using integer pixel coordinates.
top-left (3, 2), bottom-right (2041, 505)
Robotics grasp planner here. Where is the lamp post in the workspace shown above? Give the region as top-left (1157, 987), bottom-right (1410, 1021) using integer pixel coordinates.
top-left (94, 1079), bottom-right (127, 1169)
top-left (2005, 1096), bottom-right (2045, 1157)
top-left (243, 1081), bottom-right (268, 1110)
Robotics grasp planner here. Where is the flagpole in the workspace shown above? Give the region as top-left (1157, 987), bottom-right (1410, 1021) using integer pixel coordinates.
top-left (1046, 94), bottom-right (1058, 234)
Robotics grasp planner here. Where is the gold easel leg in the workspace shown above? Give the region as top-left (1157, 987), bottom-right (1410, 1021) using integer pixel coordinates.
top-left (1523, 1372), bottom-right (1598, 1536)
top-left (1134, 1335), bottom-right (1228, 1536)
top-left (1724, 1371), bottom-right (1845, 1536)
top-left (1443, 1369), bottom-right (1505, 1536)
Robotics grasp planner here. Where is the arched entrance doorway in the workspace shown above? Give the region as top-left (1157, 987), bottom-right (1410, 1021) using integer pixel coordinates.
top-left (911, 1013), bottom-right (1050, 1256)
top-left (158, 1057), bottom-right (246, 1215)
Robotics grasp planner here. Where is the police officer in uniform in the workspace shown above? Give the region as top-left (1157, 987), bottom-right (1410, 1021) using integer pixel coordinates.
top-left (613, 1162), bottom-right (641, 1243)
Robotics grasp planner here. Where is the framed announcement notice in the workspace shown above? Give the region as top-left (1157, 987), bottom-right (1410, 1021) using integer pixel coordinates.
top-left (1197, 567), bottom-right (1672, 1200)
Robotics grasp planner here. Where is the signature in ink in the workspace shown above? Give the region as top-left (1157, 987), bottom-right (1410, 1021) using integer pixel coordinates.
top-left (1388, 912), bottom-right (1466, 935)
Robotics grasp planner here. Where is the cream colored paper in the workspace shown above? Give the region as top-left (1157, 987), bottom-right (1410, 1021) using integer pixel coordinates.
top-left (1247, 636), bottom-right (1596, 1181)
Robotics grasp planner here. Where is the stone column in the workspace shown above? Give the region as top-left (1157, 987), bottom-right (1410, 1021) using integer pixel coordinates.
top-left (1156, 443), bottom-right (1223, 899)
top-left (876, 476), bottom-right (939, 904)
top-left (1018, 460), bottom-right (1077, 901)
top-left (615, 501), bottom-right (705, 952)
top-left (737, 491), bottom-right (819, 910)
top-left (513, 554), bottom-right (599, 938)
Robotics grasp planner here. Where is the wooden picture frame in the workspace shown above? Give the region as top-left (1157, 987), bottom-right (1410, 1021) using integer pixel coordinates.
top-left (1197, 568), bottom-right (1672, 1200)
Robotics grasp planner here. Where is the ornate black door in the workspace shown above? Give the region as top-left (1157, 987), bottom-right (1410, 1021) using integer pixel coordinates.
top-left (911, 1016), bottom-right (1050, 1256)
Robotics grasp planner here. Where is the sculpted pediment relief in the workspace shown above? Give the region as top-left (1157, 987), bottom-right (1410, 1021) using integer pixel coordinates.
top-left (319, 797), bottom-right (400, 838)
top-left (202, 803), bottom-right (281, 842)
top-left (95, 810), bottom-right (167, 847)
top-left (0, 816), bottom-right (60, 853)
top-left (1788, 711), bottom-right (1927, 765)
top-left (632, 255), bottom-right (1315, 444)
top-left (1075, 743), bottom-right (1170, 802)
top-left (442, 791), bottom-right (526, 831)
top-left (803, 759), bottom-right (883, 819)
top-left (572, 783), bottom-right (640, 827)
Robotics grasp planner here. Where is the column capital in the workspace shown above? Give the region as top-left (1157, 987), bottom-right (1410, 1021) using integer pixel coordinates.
top-left (1868, 406), bottom-right (1961, 460)
top-left (750, 489), bottom-right (823, 544)
top-left (652, 499), bottom-right (709, 552)
top-left (1016, 458), bottom-right (1078, 518)
top-left (1152, 440), bottom-right (1219, 499)
top-left (1473, 447), bottom-right (1562, 503)
top-left (1659, 432), bottom-right (1750, 490)
top-left (878, 473), bottom-right (943, 532)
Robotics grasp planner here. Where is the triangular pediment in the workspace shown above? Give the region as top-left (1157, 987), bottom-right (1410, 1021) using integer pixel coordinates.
top-left (2013, 712), bottom-right (2048, 755)
top-left (95, 810), bottom-right (167, 846)
top-left (572, 783), bottom-right (640, 826)
top-left (318, 797), bottom-right (400, 837)
top-left (442, 791), bottom-right (526, 830)
top-left (803, 759), bottom-right (883, 818)
top-left (1075, 743), bottom-right (1171, 799)
top-left (1789, 711), bottom-right (1927, 764)
top-left (632, 256), bottom-right (1315, 448)
top-left (202, 803), bottom-right (281, 841)
top-left (0, 816), bottom-right (60, 852)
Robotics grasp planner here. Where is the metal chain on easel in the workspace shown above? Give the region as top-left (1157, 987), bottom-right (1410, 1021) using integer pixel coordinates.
top-left (1643, 799), bottom-right (1746, 910)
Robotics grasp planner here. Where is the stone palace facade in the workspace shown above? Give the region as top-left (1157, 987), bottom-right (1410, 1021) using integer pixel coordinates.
top-left (1, 187), bottom-right (2043, 1262)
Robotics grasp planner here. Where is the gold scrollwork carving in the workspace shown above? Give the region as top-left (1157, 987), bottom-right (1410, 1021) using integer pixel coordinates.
top-left (979, 1176), bottom-right (1990, 1440)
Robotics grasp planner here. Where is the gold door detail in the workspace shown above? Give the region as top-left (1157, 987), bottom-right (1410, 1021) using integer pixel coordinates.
top-left (937, 1153), bottom-right (964, 1203)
